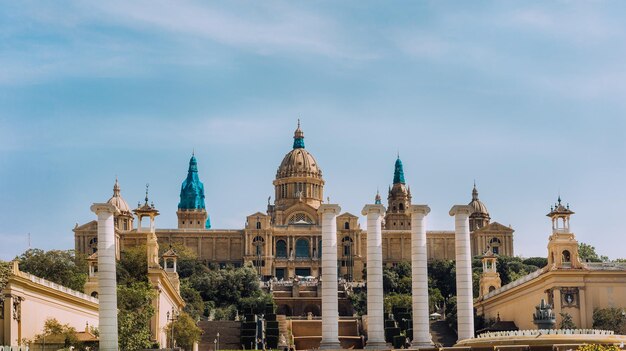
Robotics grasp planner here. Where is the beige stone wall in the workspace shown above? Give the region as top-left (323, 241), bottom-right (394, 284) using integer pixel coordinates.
top-left (476, 268), bottom-right (626, 330)
top-left (1, 269), bottom-right (98, 346)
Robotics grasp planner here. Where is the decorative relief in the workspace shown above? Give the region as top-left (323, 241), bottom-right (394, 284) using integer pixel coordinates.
top-left (560, 287), bottom-right (579, 308)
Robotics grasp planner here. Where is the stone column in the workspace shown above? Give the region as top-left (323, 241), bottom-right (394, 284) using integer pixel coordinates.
top-left (449, 205), bottom-right (475, 342)
top-left (318, 204), bottom-right (342, 350)
top-left (362, 204), bottom-right (388, 349)
top-left (91, 203), bottom-right (120, 351)
top-left (410, 205), bottom-right (432, 348)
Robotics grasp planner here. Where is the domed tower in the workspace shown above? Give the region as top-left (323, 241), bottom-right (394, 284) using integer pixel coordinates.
top-left (177, 154), bottom-right (210, 229)
top-left (384, 156), bottom-right (412, 230)
top-left (546, 197), bottom-right (581, 269)
top-left (107, 178), bottom-right (134, 231)
top-left (468, 183), bottom-right (490, 231)
top-left (272, 121), bottom-right (324, 224)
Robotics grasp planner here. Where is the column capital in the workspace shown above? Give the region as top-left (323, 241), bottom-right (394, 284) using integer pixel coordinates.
top-left (318, 204), bottom-right (341, 215)
top-left (449, 205), bottom-right (473, 217)
top-left (361, 204), bottom-right (386, 216)
top-left (409, 204), bottom-right (431, 216)
top-left (91, 203), bottom-right (120, 215)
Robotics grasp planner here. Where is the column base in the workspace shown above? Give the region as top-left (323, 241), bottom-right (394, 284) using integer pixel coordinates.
top-left (319, 340), bottom-right (341, 350)
top-left (410, 340), bottom-right (435, 349)
top-left (365, 340), bottom-right (390, 350)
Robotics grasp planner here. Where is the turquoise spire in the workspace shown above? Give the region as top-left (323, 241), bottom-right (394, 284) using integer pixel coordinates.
top-left (375, 190), bottom-right (382, 204)
top-left (205, 216), bottom-right (211, 229)
top-left (178, 154), bottom-right (206, 210)
top-left (393, 156), bottom-right (406, 184)
top-left (293, 119), bottom-right (305, 149)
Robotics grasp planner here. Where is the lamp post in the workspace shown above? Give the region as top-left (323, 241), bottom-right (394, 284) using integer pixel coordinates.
top-left (166, 308), bottom-right (179, 349)
top-left (217, 332), bottom-right (220, 351)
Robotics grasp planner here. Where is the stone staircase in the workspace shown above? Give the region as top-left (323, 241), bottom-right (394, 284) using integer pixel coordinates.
top-left (277, 314), bottom-right (289, 342)
top-left (430, 320), bottom-right (457, 347)
top-left (198, 320), bottom-right (242, 350)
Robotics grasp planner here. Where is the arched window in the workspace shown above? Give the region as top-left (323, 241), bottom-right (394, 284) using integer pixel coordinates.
top-left (399, 203), bottom-right (404, 211)
top-left (562, 250), bottom-right (571, 263)
top-left (488, 286), bottom-right (496, 293)
top-left (288, 213), bottom-right (314, 224)
top-left (295, 238), bottom-right (310, 258)
top-left (276, 240), bottom-right (287, 258)
top-left (318, 239), bottom-right (322, 258)
top-left (490, 237), bottom-right (501, 255)
top-left (344, 221), bottom-right (350, 230)
top-left (256, 221), bottom-right (261, 229)
top-left (89, 237), bottom-right (98, 254)
top-left (253, 236), bottom-right (264, 256)
top-left (91, 291), bottom-right (98, 298)
top-left (342, 236), bottom-right (353, 257)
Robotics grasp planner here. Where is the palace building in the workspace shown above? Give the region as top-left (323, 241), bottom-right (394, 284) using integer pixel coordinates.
top-left (475, 198), bottom-right (626, 330)
top-left (74, 122), bottom-right (515, 282)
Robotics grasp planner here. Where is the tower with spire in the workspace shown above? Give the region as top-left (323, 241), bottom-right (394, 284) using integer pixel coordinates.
top-left (468, 182), bottom-right (491, 231)
top-left (384, 155), bottom-right (412, 230)
top-left (177, 153), bottom-right (211, 229)
top-left (546, 196), bottom-right (581, 269)
top-left (106, 177), bottom-right (134, 231)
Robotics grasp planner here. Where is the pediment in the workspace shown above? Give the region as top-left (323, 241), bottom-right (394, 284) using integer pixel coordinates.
top-left (476, 221), bottom-right (514, 233)
top-left (74, 220), bottom-right (97, 232)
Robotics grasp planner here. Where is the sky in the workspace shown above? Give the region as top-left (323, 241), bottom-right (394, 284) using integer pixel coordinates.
top-left (1, 1), bottom-right (625, 260)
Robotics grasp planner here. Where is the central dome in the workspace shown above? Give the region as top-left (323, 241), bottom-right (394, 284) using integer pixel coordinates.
top-left (273, 121), bottom-right (325, 212)
top-left (276, 122), bottom-right (322, 179)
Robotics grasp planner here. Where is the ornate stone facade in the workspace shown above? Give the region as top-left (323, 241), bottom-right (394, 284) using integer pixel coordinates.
top-left (74, 122), bottom-right (515, 285)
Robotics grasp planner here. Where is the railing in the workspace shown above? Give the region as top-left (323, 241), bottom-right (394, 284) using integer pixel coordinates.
top-left (0, 346), bottom-right (30, 351)
top-left (483, 268), bottom-right (544, 300)
top-left (17, 271), bottom-right (98, 303)
top-left (477, 329), bottom-right (615, 338)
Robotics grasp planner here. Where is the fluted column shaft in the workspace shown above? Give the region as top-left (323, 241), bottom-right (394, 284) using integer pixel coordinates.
top-left (319, 204), bottom-right (341, 350)
top-left (91, 203), bottom-right (120, 351)
top-left (410, 205), bottom-right (432, 347)
top-left (362, 204), bottom-right (387, 349)
top-left (450, 205), bottom-right (475, 342)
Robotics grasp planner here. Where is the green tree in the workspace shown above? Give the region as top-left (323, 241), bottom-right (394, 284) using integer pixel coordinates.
top-left (39, 318), bottom-right (79, 347)
top-left (117, 281), bottom-right (156, 351)
top-left (180, 280), bottom-right (206, 320)
top-left (384, 293), bottom-right (412, 314)
top-left (579, 243), bottom-right (608, 262)
top-left (348, 289), bottom-right (367, 316)
top-left (117, 245), bottom-right (148, 285)
top-left (383, 267), bottom-right (399, 293)
top-left (166, 312), bottom-right (202, 351)
top-left (560, 312), bottom-right (577, 329)
top-left (522, 257), bottom-right (548, 269)
top-left (0, 259), bottom-right (11, 292)
top-left (18, 249), bottom-right (87, 292)
top-left (592, 307), bottom-right (626, 333)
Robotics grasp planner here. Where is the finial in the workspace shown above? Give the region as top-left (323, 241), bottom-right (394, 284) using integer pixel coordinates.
top-left (192, 148), bottom-right (195, 156)
top-left (327, 196), bottom-right (330, 203)
top-left (397, 149), bottom-right (400, 159)
top-left (558, 194), bottom-right (561, 204)
top-left (297, 118), bottom-right (300, 129)
top-left (145, 183), bottom-right (149, 204)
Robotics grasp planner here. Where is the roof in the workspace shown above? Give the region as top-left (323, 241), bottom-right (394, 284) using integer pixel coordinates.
top-left (477, 320), bottom-right (519, 334)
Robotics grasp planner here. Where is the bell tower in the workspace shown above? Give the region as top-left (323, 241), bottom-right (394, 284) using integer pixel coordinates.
top-left (479, 248), bottom-right (501, 297)
top-left (177, 153), bottom-right (210, 229)
top-left (384, 156), bottom-right (412, 230)
top-left (546, 197), bottom-right (582, 269)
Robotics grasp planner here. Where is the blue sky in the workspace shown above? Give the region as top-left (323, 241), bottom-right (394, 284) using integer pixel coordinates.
top-left (1, 1), bottom-right (625, 260)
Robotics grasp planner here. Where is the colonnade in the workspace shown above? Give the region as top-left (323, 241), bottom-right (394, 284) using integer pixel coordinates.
top-left (319, 202), bottom-right (475, 350)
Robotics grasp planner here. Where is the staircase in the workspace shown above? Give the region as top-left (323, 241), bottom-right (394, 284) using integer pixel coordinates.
top-left (198, 320), bottom-right (242, 350)
top-left (277, 314), bottom-right (289, 342)
top-left (430, 320), bottom-right (457, 347)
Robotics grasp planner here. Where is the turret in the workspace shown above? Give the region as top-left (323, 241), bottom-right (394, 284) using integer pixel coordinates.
top-left (479, 247), bottom-right (501, 297)
top-left (177, 153), bottom-right (210, 229)
top-left (468, 182), bottom-right (490, 231)
top-left (384, 155), bottom-right (412, 230)
top-left (546, 197), bottom-right (581, 269)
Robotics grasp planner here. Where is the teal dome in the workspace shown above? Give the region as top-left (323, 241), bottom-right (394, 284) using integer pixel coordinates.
top-left (178, 155), bottom-right (206, 210)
